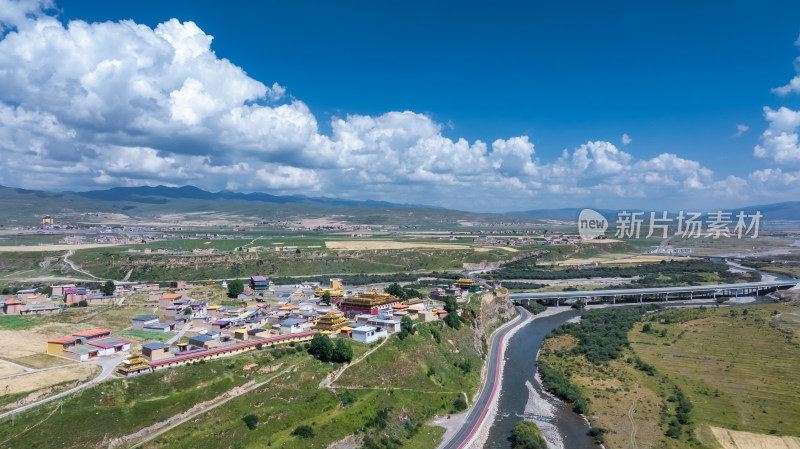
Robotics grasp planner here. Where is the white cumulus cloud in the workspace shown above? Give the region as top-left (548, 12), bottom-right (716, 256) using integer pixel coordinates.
top-left (0, 1), bottom-right (797, 211)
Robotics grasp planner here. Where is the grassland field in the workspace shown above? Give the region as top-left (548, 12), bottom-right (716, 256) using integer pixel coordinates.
top-left (539, 301), bottom-right (800, 449)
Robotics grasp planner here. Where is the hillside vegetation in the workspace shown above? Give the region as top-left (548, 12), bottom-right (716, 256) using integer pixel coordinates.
top-left (539, 303), bottom-right (800, 449)
top-left (487, 258), bottom-right (759, 287)
top-left (66, 246), bottom-right (511, 282)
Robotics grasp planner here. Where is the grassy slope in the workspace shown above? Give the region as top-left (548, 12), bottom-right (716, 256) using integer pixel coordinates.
top-left (65, 245), bottom-right (510, 282)
top-left (335, 321), bottom-right (483, 393)
top-left (539, 304), bottom-right (800, 449)
top-left (631, 305), bottom-right (800, 438)
top-left (0, 348), bottom-right (313, 448)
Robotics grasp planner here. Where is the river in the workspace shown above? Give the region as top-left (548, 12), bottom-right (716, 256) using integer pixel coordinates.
top-left (484, 308), bottom-right (595, 449)
top-left (483, 259), bottom-right (786, 448)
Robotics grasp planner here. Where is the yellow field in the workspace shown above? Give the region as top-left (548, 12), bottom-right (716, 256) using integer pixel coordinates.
top-left (325, 240), bottom-right (471, 250)
top-left (540, 335), bottom-right (666, 449)
top-left (711, 427), bottom-right (800, 449)
top-left (1, 364), bottom-right (96, 395)
top-left (0, 323), bottom-right (78, 367)
top-left (474, 246), bottom-right (518, 252)
top-left (581, 238), bottom-right (624, 244)
top-left (632, 304), bottom-right (800, 437)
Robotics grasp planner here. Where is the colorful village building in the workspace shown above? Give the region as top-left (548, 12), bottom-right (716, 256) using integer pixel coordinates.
top-left (51, 284), bottom-right (76, 297)
top-left (46, 329), bottom-right (127, 359)
top-left (338, 289), bottom-right (401, 315)
top-left (159, 294), bottom-right (183, 308)
top-left (312, 310), bottom-right (350, 333)
top-left (454, 278), bottom-right (479, 290)
top-left (250, 276), bottom-right (269, 291)
top-left (141, 342), bottom-right (172, 361)
top-left (117, 353), bottom-right (151, 376)
top-left (2, 299), bottom-right (24, 315)
top-left (314, 278), bottom-right (345, 303)
top-left (64, 288), bottom-right (88, 304)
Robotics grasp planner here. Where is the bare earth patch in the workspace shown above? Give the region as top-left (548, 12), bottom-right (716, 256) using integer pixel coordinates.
top-left (711, 427), bottom-right (800, 449)
top-left (1, 364), bottom-right (96, 395)
top-left (0, 362), bottom-right (24, 377)
top-left (474, 246), bottom-right (518, 252)
top-left (0, 323), bottom-right (79, 366)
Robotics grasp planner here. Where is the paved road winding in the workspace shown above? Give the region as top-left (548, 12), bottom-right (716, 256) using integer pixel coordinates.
top-left (440, 306), bottom-right (532, 449)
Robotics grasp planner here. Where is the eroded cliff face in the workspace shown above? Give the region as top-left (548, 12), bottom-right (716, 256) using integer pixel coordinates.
top-left (470, 289), bottom-right (515, 354)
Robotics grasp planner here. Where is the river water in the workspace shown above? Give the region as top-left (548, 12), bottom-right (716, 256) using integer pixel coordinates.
top-left (484, 259), bottom-right (786, 448)
top-left (484, 308), bottom-right (597, 449)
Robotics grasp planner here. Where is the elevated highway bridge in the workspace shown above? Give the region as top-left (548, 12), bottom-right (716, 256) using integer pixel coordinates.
top-left (509, 280), bottom-right (800, 306)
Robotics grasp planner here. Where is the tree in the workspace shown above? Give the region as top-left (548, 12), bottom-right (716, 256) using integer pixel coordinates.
top-left (400, 315), bottom-right (414, 335)
top-left (295, 248), bottom-right (301, 254)
top-left (228, 279), bottom-right (244, 298)
top-left (103, 280), bottom-right (116, 296)
top-left (78, 300), bottom-right (88, 307)
top-left (444, 311), bottom-right (461, 329)
top-left (308, 333), bottom-right (334, 362)
top-left (322, 290), bottom-right (331, 305)
top-left (453, 396), bottom-right (468, 412)
top-left (332, 338), bottom-right (353, 363)
top-left (183, 306), bottom-right (192, 316)
top-left (385, 282), bottom-right (406, 299)
top-left (41, 286), bottom-right (52, 296)
top-left (292, 425), bottom-right (315, 438)
top-left (512, 421), bottom-right (547, 449)
top-left (242, 414), bottom-right (259, 430)
top-left (443, 295), bottom-right (457, 313)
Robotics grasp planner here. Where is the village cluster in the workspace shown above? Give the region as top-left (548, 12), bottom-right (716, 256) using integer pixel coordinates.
top-left (2, 275), bottom-right (482, 377)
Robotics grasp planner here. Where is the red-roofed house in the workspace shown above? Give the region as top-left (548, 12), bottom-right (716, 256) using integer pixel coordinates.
top-left (159, 294), bottom-right (182, 308)
top-left (2, 299), bottom-right (24, 315)
top-left (47, 336), bottom-right (81, 356)
top-left (72, 329), bottom-right (111, 341)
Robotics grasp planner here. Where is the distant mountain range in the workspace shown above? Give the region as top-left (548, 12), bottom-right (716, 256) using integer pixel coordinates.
top-left (2, 183), bottom-right (798, 226)
top-left (67, 185), bottom-right (430, 209)
top-left (0, 184), bottom-right (503, 227)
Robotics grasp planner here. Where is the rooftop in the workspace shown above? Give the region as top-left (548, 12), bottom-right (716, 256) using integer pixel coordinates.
top-left (72, 329), bottom-right (110, 337)
top-left (64, 345), bottom-right (99, 355)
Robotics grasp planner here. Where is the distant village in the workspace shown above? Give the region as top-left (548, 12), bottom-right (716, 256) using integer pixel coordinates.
top-left (1, 275), bottom-right (483, 377)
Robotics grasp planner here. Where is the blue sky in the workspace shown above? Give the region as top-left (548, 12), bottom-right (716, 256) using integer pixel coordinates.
top-left (2, 0), bottom-right (800, 212)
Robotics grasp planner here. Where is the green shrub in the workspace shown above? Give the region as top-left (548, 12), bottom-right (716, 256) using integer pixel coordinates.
top-left (453, 396), bottom-right (468, 412)
top-left (291, 425), bottom-right (315, 438)
top-left (242, 414), bottom-right (258, 430)
top-left (512, 420), bottom-right (546, 449)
